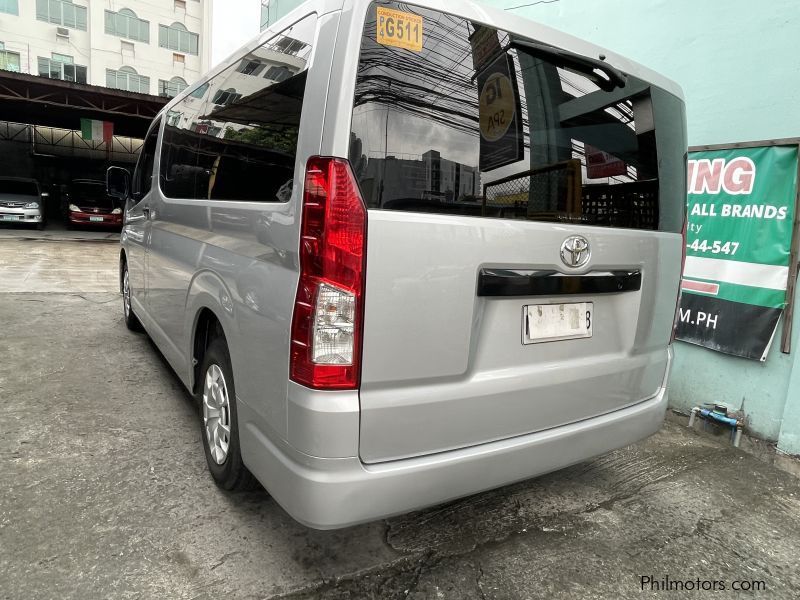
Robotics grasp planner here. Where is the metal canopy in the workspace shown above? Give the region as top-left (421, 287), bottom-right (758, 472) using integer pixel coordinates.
top-left (0, 70), bottom-right (168, 138)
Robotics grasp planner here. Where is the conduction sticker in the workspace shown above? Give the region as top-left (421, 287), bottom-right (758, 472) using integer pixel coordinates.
top-left (376, 7), bottom-right (423, 52)
top-left (479, 71), bottom-right (516, 142)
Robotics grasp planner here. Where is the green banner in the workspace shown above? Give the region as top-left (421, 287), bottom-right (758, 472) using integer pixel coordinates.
top-left (676, 145), bottom-right (798, 360)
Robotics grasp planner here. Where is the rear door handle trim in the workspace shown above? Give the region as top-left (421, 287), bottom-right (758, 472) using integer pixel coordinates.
top-left (477, 269), bottom-right (642, 297)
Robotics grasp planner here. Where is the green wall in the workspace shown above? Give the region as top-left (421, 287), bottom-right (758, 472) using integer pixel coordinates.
top-left (271, 0), bottom-right (800, 453)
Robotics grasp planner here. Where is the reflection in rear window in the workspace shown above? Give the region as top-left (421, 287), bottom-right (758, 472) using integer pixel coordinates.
top-left (349, 1), bottom-right (686, 232)
top-left (0, 180), bottom-right (38, 197)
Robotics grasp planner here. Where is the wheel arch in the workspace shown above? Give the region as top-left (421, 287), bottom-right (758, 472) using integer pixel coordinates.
top-left (191, 306), bottom-right (228, 394)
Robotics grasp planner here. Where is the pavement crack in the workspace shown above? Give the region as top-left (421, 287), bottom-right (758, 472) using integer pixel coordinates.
top-left (475, 562), bottom-right (488, 600)
top-left (209, 550), bottom-right (243, 571)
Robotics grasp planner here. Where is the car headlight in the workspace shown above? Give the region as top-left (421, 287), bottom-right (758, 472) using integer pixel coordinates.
top-left (24, 202), bottom-right (39, 209)
top-left (68, 204), bottom-right (81, 212)
top-left (111, 208), bottom-right (122, 215)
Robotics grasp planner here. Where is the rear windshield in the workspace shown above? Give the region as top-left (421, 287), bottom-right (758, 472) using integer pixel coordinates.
top-left (349, 1), bottom-right (686, 232)
top-left (0, 180), bottom-right (38, 197)
top-left (72, 182), bottom-right (111, 206)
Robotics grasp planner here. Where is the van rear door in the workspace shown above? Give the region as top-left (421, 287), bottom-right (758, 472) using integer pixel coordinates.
top-left (344, 1), bottom-right (686, 463)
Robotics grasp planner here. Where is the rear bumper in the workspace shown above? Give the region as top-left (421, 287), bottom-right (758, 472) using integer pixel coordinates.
top-left (239, 381), bottom-right (670, 529)
top-left (68, 212), bottom-right (122, 226)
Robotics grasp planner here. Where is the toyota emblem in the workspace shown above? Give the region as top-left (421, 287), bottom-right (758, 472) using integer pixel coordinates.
top-left (560, 235), bottom-right (590, 268)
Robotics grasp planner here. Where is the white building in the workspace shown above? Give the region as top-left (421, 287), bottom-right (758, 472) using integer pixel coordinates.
top-left (0, 0), bottom-right (212, 98)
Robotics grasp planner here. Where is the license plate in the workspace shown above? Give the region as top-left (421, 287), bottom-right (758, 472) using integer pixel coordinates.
top-left (1, 215), bottom-right (20, 221)
top-left (523, 302), bottom-right (593, 344)
top-left (89, 216), bottom-right (104, 222)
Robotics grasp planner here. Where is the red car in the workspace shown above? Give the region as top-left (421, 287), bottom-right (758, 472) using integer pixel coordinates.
top-left (64, 179), bottom-right (123, 228)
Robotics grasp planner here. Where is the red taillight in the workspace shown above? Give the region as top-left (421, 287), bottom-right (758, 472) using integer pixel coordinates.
top-left (290, 157), bottom-right (367, 389)
top-left (671, 216), bottom-right (688, 343)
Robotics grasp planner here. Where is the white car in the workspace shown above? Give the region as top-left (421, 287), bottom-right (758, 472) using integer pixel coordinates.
top-left (0, 177), bottom-right (47, 230)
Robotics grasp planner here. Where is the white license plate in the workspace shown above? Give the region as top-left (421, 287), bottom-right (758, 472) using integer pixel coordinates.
top-left (1, 215), bottom-right (20, 221)
top-left (523, 302), bottom-right (593, 344)
top-left (89, 216), bottom-right (104, 222)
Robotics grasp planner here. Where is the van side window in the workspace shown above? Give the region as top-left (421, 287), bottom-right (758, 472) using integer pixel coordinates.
top-left (159, 14), bottom-right (317, 202)
top-left (132, 119), bottom-right (160, 201)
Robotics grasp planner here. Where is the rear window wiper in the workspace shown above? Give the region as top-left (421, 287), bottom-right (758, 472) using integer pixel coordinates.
top-left (510, 38), bottom-right (627, 92)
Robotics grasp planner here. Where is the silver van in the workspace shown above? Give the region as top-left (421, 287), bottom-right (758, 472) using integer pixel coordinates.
top-left (108, 0), bottom-right (686, 529)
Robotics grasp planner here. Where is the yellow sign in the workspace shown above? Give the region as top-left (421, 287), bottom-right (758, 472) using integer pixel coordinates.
top-left (479, 72), bottom-right (516, 142)
top-left (376, 7), bottom-right (423, 52)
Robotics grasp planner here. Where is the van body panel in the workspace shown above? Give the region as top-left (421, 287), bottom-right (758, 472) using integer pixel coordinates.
top-left (358, 212), bottom-right (680, 462)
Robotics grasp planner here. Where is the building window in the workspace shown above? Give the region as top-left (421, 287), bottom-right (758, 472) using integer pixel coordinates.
top-left (211, 88), bottom-right (241, 106)
top-left (0, 43), bottom-right (20, 72)
top-left (159, 76), bottom-right (188, 98)
top-left (264, 65), bottom-right (292, 82)
top-left (271, 37), bottom-right (306, 56)
top-left (173, 53), bottom-right (185, 64)
top-left (158, 22), bottom-right (199, 55)
top-left (38, 53), bottom-right (87, 83)
top-left (35, 0), bottom-right (88, 31)
top-left (236, 59), bottom-right (264, 76)
top-left (174, 0), bottom-right (186, 10)
top-left (0, 0), bottom-right (19, 16)
top-left (104, 8), bottom-right (149, 43)
top-left (188, 82), bottom-right (208, 98)
top-left (106, 66), bottom-right (150, 94)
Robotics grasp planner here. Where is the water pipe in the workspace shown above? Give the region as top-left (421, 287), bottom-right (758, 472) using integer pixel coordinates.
top-left (688, 406), bottom-right (744, 447)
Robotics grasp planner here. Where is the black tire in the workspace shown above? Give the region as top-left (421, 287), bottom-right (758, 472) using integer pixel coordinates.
top-left (121, 260), bottom-right (143, 332)
top-left (198, 337), bottom-right (258, 491)
top-left (36, 221), bottom-right (45, 231)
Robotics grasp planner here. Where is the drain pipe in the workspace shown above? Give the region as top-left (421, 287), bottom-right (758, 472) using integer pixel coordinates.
top-left (688, 406), bottom-right (744, 447)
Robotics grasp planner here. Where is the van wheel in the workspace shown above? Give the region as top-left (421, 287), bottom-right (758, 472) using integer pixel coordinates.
top-left (121, 261), bottom-right (143, 332)
top-left (198, 337), bottom-right (258, 491)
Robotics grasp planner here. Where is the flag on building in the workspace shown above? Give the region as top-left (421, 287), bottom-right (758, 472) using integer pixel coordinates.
top-left (80, 119), bottom-right (114, 143)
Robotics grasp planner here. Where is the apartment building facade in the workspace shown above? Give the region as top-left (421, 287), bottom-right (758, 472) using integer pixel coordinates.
top-left (0, 0), bottom-right (212, 98)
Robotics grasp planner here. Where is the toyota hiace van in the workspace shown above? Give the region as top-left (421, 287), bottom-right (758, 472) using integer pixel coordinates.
top-left (109, 0), bottom-right (687, 528)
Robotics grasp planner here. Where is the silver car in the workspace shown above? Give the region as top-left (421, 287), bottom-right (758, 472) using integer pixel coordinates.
top-left (109, 0), bottom-right (687, 529)
top-left (0, 177), bottom-right (47, 230)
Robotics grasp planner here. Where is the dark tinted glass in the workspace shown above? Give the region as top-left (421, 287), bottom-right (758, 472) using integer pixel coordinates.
top-left (159, 14), bottom-right (316, 202)
top-left (72, 181), bottom-right (111, 206)
top-left (350, 1), bottom-right (686, 232)
top-left (0, 180), bottom-right (37, 196)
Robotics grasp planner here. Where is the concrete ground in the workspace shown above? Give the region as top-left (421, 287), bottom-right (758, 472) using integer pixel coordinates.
top-left (1, 237), bottom-right (799, 599)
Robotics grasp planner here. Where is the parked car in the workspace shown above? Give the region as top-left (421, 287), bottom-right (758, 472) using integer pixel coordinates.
top-left (0, 177), bottom-right (47, 230)
top-left (108, 0), bottom-right (687, 529)
top-left (64, 179), bottom-right (123, 228)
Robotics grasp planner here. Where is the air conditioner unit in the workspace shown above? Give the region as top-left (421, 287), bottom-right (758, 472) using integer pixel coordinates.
top-left (56, 27), bottom-right (69, 38)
